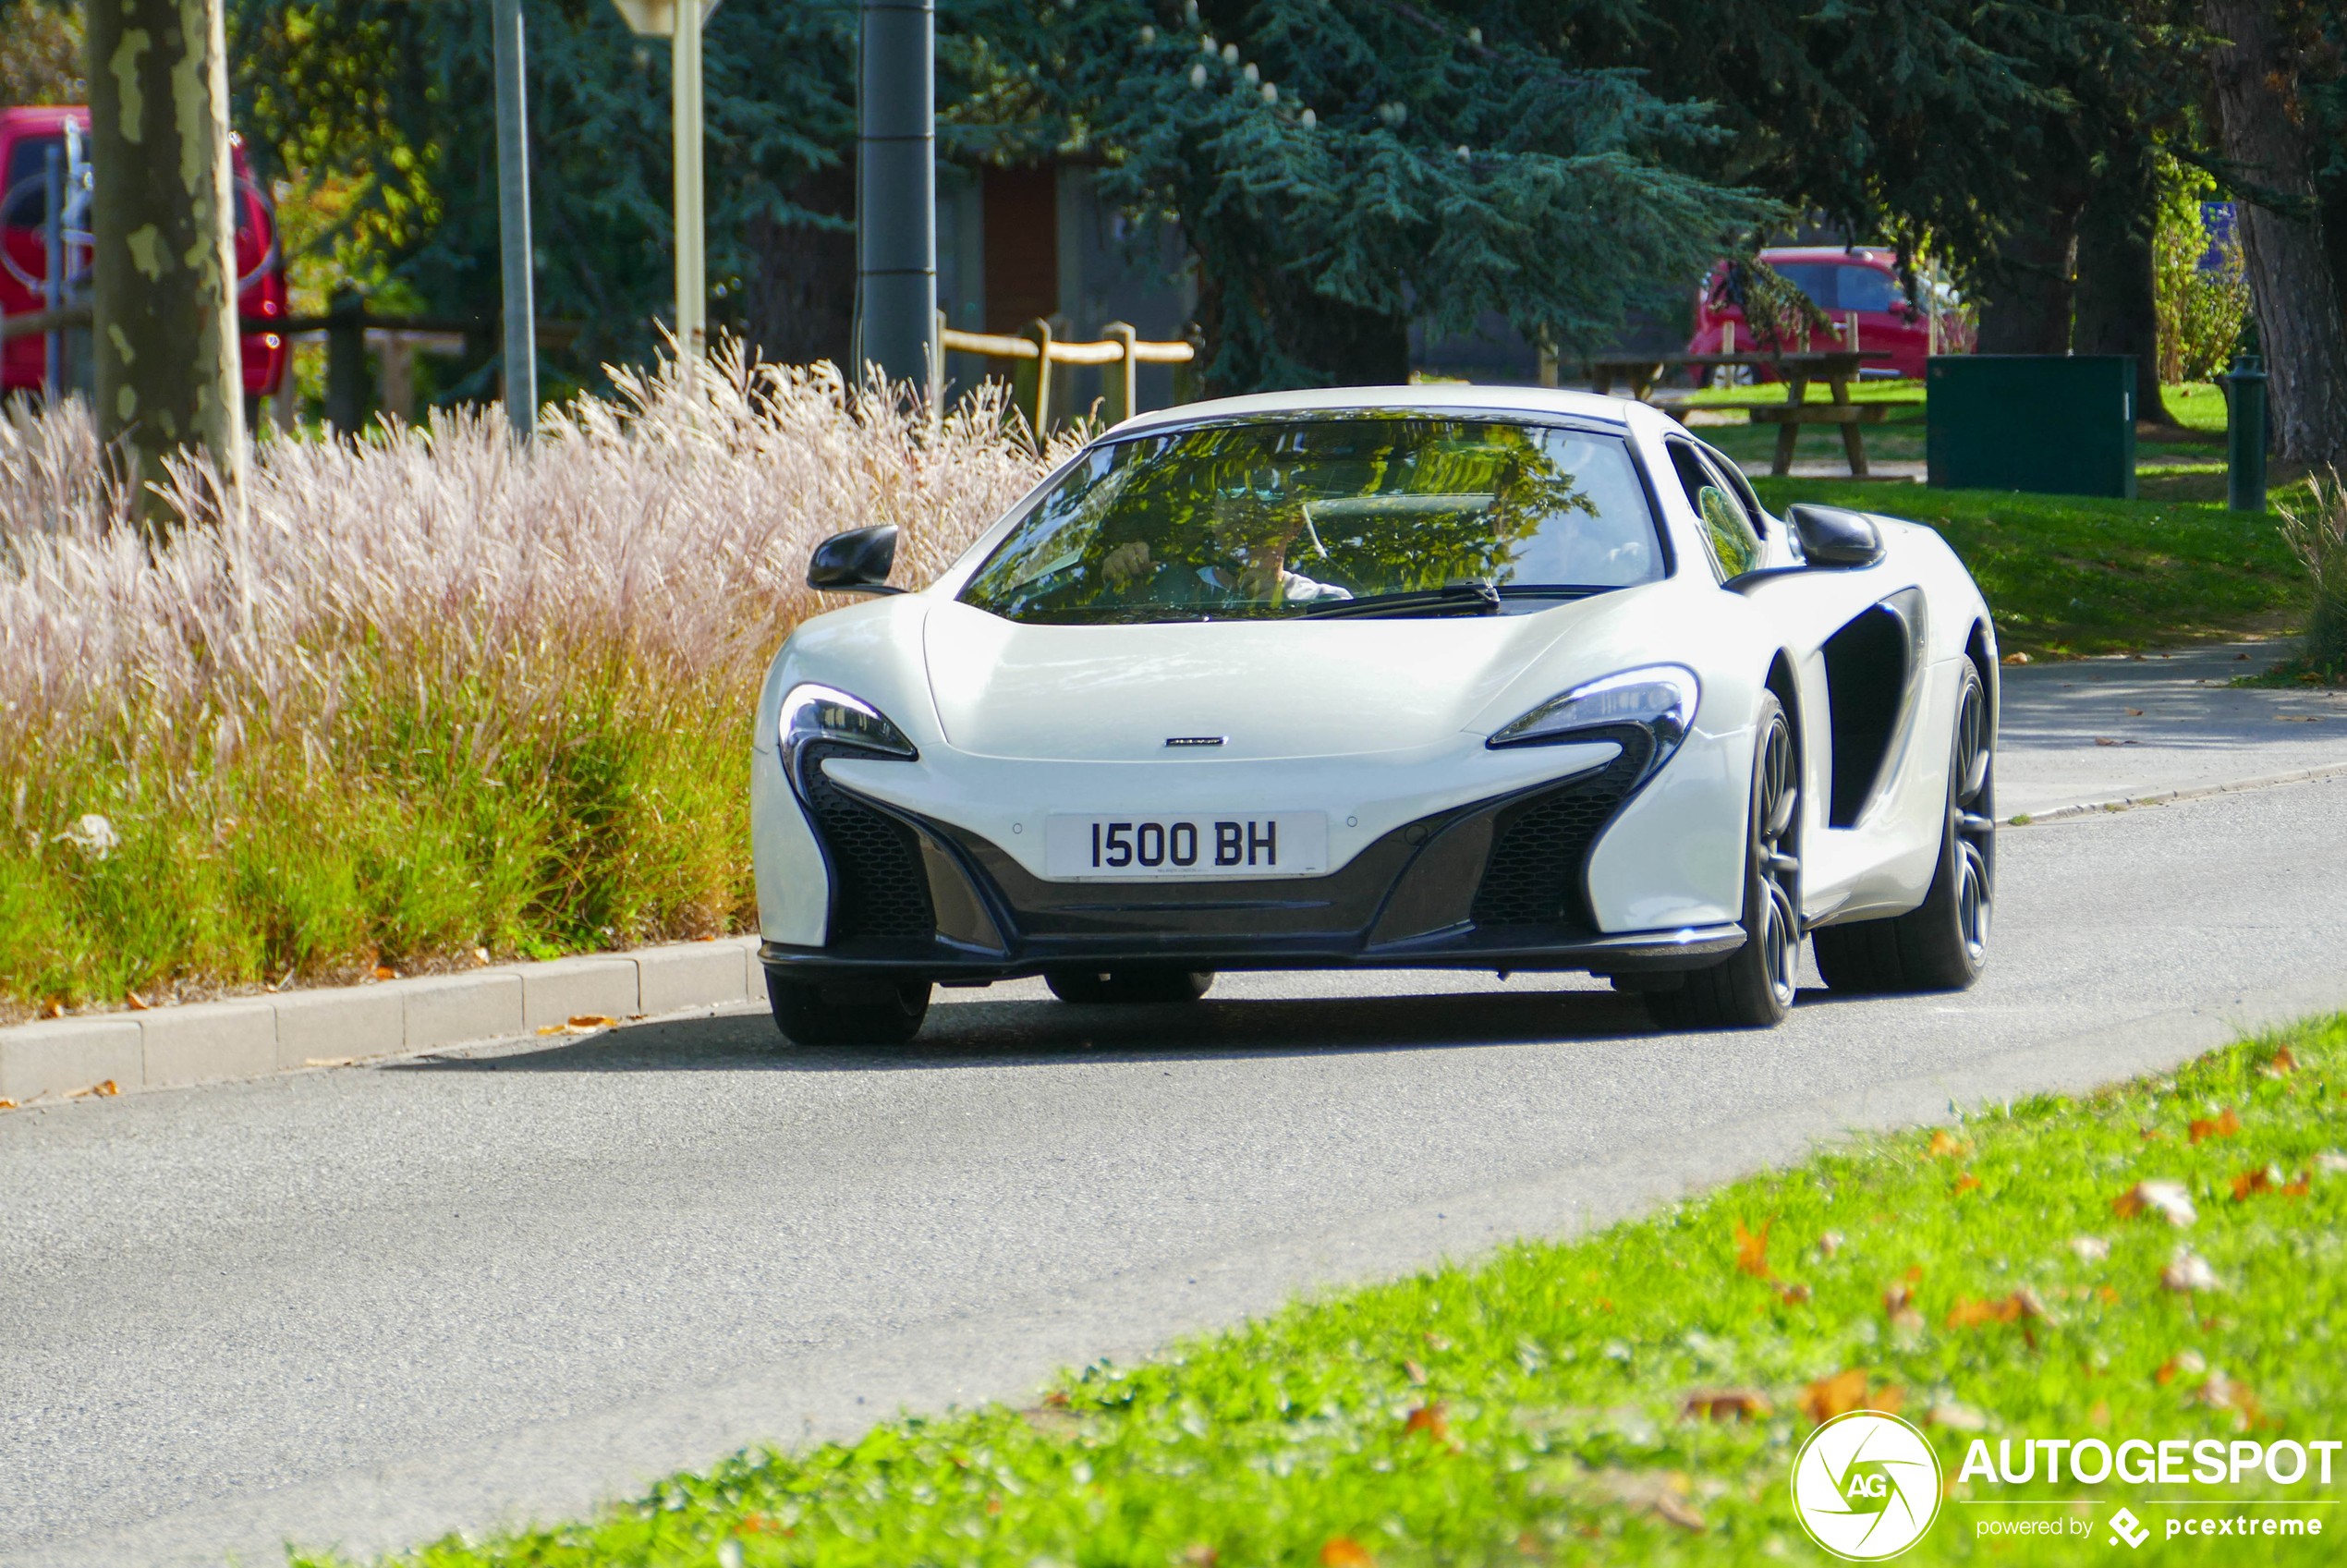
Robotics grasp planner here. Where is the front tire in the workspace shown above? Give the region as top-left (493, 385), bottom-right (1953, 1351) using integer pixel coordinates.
top-left (1045, 967), bottom-right (1215, 1004)
top-left (769, 975), bottom-right (932, 1045)
top-left (1648, 694), bottom-right (1801, 1030)
top-left (1813, 660), bottom-right (1992, 993)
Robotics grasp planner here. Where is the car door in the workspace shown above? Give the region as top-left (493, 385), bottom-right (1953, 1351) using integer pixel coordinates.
top-left (1661, 437), bottom-right (1928, 921)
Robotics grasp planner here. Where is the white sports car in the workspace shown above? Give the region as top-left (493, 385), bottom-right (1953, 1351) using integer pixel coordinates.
top-left (750, 384), bottom-right (1996, 1043)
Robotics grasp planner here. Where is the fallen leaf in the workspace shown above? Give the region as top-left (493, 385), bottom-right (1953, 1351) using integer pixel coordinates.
top-left (68, 1079), bottom-right (119, 1099)
top-left (2234, 651), bottom-right (2250, 661)
top-left (126, 991), bottom-right (151, 1011)
top-left (1927, 1129), bottom-right (1969, 1160)
top-left (1680, 1388), bottom-right (1771, 1422)
top-left (1042, 1389), bottom-right (1071, 1408)
top-left (2160, 1249), bottom-right (2221, 1294)
top-left (2113, 1180), bottom-right (2197, 1226)
top-left (1800, 1369), bottom-right (1869, 1424)
top-left (1181, 1545), bottom-right (1218, 1568)
top-left (1818, 1231), bottom-right (1844, 1258)
top-left (2068, 1235), bottom-right (2111, 1262)
top-left (1404, 1358), bottom-right (1429, 1385)
top-left (2095, 736), bottom-right (2119, 746)
top-left (1320, 1538), bottom-right (1375, 1568)
top-left (0, 1099), bottom-right (18, 1111)
top-left (985, 1496), bottom-right (1003, 1516)
top-left (43, 1001), bottom-right (64, 1018)
top-left (1423, 1332), bottom-right (1453, 1351)
top-left (371, 965), bottom-right (396, 981)
top-left (565, 1014), bottom-right (618, 1030)
top-left (1018, 1406), bottom-right (1081, 1440)
top-left (2269, 1047), bottom-right (2299, 1075)
top-left (2156, 1350), bottom-right (2207, 1384)
top-left (2124, 708), bottom-right (2144, 716)
top-left (1953, 1172), bottom-right (1982, 1196)
top-left (1530, 1465), bottom-right (1705, 1530)
top-left (1775, 1280), bottom-right (1813, 1304)
top-left (2195, 1369), bottom-right (2262, 1426)
top-left (473, 947), bottom-right (492, 964)
top-left (1733, 1217), bottom-right (1772, 1279)
top-left (1926, 1403), bottom-right (1989, 1431)
top-left (1404, 1402), bottom-right (1452, 1441)
top-left (2317, 1151), bottom-right (2347, 1175)
top-left (2089, 1399), bottom-right (2111, 1428)
top-left (2002, 651), bottom-right (2032, 665)
top-left (2188, 1108), bottom-right (2242, 1144)
top-left (1946, 1290), bottom-right (2056, 1330)
top-left (302, 1056), bottom-right (357, 1068)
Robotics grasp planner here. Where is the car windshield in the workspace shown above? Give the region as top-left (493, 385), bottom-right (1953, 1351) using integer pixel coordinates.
top-left (956, 418), bottom-right (1661, 626)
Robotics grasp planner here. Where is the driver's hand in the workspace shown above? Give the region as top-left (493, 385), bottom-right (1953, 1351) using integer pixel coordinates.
top-left (1101, 541), bottom-right (1151, 590)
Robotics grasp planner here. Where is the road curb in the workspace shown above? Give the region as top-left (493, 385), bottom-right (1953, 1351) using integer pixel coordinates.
top-left (0, 937), bottom-right (765, 1105)
top-left (2006, 760), bottom-right (2347, 825)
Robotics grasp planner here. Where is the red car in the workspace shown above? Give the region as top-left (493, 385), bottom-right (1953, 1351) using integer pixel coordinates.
top-left (1, 105), bottom-right (287, 399)
top-left (1686, 246), bottom-right (1969, 381)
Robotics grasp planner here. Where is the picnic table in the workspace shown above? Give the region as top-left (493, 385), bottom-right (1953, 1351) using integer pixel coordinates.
top-left (1583, 350), bottom-right (1900, 478)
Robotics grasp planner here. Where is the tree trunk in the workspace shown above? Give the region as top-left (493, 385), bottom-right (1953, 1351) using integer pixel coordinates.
top-left (2073, 152), bottom-right (2176, 425)
top-left (1194, 258), bottom-right (1410, 396)
top-left (85, 0), bottom-right (245, 532)
top-left (1974, 188), bottom-right (2086, 356)
top-left (744, 170), bottom-right (857, 368)
top-left (2203, 0), bottom-right (2347, 464)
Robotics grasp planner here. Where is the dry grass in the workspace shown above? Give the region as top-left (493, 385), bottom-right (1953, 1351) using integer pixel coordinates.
top-left (0, 343), bottom-right (1064, 1017)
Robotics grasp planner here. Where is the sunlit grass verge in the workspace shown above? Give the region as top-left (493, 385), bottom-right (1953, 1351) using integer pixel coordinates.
top-left (307, 1016), bottom-right (2347, 1567)
top-left (0, 349), bottom-right (1064, 1016)
top-left (1753, 479), bottom-right (2306, 659)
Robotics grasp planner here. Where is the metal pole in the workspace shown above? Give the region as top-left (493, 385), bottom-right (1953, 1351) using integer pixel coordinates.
top-left (856, 0), bottom-right (936, 397)
top-left (492, 0), bottom-right (538, 441)
top-left (42, 145), bottom-right (63, 401)
top-left (674, 0), bottom-right (704, 357)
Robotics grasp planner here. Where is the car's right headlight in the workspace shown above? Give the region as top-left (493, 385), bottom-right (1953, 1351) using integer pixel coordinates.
top-left (778, 683), bottom-right (918, 796)
top-left (1487, 665), bottom-right (1698, 773)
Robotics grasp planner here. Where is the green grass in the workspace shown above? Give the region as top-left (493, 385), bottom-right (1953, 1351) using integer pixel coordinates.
top-left (1749, 480), bottom-right (2307, 658)
top-left (305, 1015), bottom-right (2347, 1568)
top-left (0, 675), bottom-right (754, 1015)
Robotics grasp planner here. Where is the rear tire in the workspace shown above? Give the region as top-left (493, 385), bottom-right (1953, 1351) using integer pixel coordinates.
top-left (768, 975), bottom-right (932, 1045)
top-left (1045, 967), bottom-right (1215, 1004)
top-left (1647, 694), bottom-right (1801, 1031)
top-left (1812, 661), bottom-right (1992, 993)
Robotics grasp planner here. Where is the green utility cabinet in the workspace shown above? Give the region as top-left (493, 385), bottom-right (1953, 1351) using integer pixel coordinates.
top-left (1926, 355), bottom-right (2137, 498)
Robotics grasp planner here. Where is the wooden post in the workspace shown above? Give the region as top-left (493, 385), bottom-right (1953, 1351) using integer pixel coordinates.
top-left (325, 290), bottom-right (369, 435)
top-left (1014, 318), bottom-right (1053, 442)
top-left (1102, 321), bottom-right (1137, 424)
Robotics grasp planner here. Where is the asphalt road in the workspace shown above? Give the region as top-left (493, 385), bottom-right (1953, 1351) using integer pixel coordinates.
top-left (6, 650), bottom-right (2347, 1568)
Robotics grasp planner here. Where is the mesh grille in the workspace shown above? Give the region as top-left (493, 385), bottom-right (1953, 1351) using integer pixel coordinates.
top-left (799, 742), bottom-right (935, 942)
top-left (1470, 735), bottom-right (1653, 929)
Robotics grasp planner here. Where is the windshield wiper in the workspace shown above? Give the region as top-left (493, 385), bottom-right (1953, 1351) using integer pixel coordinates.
top-left (1299, 581), bottom-right (1607, 620)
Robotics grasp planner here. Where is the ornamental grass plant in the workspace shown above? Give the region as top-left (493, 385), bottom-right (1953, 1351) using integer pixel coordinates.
top-left (0, 345), bottom-right (1063, 1018)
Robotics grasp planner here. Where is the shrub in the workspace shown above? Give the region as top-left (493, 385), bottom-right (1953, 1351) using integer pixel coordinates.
top-left (0, 344), bottom-right (1064, 1015)
top-left (2277, 470), bottom-right (2347, 678)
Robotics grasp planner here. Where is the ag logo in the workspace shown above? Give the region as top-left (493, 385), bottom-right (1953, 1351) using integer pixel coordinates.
top-left (1790, 1410), bottom-right (1944, 1560)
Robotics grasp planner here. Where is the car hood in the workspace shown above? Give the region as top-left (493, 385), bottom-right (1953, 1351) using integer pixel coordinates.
top-left (920, 596), bottom-right (1606, 761)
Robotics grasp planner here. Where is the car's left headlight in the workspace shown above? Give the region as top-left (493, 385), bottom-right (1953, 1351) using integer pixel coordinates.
top-left (779, 683), bottom-right (918, 794)
top-left (1488, 665), bottom-right (1698, 772)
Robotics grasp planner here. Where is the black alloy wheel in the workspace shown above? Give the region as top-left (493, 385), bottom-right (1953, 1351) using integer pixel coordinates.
top-left (1648, 693), bottom-right (1801, 1029)
top-left (1813, 660), bottom-right (1993, 992)
top-left (769, 975), bottom-right (932, 1045)
top-left (1045, 967), bottom-right (1216, 1004)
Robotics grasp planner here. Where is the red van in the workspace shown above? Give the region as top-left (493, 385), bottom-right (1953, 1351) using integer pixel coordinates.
top-left (1686, 246), bottom-right (1970, 381)
top-left (1, 105), bottom-right (287, 398)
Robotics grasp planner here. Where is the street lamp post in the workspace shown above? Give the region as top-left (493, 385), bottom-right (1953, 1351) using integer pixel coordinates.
top-left (610, 0), bottom-right (715, 356)
top-left (492, 0), bottom-right (536, 439)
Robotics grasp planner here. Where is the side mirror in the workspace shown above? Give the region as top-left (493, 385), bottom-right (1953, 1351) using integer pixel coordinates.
top-left (808, 524), bottom-right (904, 595)
top-left (1787, 504), bottom-right (1883, 568)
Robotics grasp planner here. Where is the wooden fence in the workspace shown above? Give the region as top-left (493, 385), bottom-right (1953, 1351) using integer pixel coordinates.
top-left (940, 317), bottom-right (1194, 434)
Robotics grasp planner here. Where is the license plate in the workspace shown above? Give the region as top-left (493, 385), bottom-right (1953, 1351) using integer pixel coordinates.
top-left (1044, 812), bottom-right (1328, 880)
